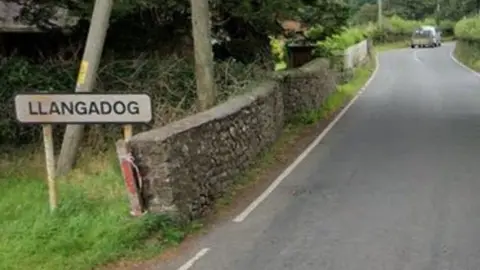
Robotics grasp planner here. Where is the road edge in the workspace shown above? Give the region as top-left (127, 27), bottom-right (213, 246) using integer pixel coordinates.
top-left (449, 45), bottom-right (480, 78)
top-left (232, 52), bottom-right (381, 223)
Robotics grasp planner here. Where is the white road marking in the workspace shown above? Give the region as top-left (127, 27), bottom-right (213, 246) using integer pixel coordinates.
top-left (450, 48), bottom-right (480, 78)
top-left (232, 54), bottom-right (381, 223)
top-left (177, 248), bottom-right (210, 270)
top-left (413, 50), bottom-right (421, 62)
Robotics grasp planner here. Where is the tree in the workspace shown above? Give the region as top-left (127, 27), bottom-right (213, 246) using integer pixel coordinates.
top-left (437, 0), bottom-right (479, 21)
top-left (352, 3), bottom-right (379, 24)
top-left (388, 0), bottom-right (436, 20)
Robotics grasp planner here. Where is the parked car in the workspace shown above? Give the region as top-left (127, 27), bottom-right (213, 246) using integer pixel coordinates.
top-left (410, 26), bottom-right (441, 48)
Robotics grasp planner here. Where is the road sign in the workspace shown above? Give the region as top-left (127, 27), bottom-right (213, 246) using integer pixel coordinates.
top-left (14, 93), bottom-right (152, 124)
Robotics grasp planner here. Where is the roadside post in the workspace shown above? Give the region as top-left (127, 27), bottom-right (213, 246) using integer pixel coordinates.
top-left (14, 93), bottom-right (152, 214)
top-left (42, 123), bottom-right (57, 211)
top-left (123, 124), bottom-right (132, 141)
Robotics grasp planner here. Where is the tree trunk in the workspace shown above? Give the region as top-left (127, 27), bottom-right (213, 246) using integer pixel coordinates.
top-left (190, 0), bottom-right (216, 110)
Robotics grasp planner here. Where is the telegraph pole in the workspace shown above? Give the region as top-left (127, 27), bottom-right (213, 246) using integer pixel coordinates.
top-left (377, 0), bottom-right (382, 28)
top-left (436, 0), bottom-right (440, 25)
top-left (56, 0), bottom-right (113, 176)
top-left (190, 0), bottom-right (216, 110)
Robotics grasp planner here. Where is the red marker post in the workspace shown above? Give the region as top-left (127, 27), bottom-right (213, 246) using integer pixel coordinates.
top-left (116, 139), bottom-right (144, 216)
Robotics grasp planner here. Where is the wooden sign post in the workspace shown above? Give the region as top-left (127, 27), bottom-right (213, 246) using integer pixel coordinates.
top-left (123, 124), bottom-right (132, 141)
top-left (42, 124), bottom-right (57, 211)
top-left (14, 93), bottom-right (152, 213)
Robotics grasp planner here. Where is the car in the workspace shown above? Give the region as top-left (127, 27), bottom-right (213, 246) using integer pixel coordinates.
top-left (410, 26), bottom-right (441, 48)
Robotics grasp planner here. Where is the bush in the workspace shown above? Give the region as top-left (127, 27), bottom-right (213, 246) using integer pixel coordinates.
top-left (270, 37), bottom-right (288, 70)
top-left (454, 16), bottom-right (480, 41)
top-left (314, 27), bottom-right (368, 58)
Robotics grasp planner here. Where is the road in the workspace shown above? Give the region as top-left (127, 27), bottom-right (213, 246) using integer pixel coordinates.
top-left (158, 43), bottom-right (480, 270)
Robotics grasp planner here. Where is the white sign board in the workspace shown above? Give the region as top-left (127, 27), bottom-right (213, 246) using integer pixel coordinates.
top-left (15, 93), bottom-right (152, 124)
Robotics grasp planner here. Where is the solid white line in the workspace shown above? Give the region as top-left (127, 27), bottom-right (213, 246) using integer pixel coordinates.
top-left (449, 48), bottom-right (480, 78)
top-left (177, 248), bottom-right (210, 270)
top-left (232, 54), bottom-right (381, 223)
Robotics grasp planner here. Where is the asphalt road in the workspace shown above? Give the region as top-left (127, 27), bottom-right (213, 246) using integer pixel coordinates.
top-left (158, 43), bottom-right (480, 270)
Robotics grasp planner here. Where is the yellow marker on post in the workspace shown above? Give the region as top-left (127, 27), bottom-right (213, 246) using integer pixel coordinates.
top-left (77, 60), bottom-right (88, 86)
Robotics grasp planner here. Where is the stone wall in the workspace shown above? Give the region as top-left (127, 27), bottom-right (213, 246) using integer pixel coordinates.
top-left (344, 40), bottom-right (369, 69)
top-left (278, 58), bottom-right (336, 120)
top-left (127, 56), bottom-right (340, 219)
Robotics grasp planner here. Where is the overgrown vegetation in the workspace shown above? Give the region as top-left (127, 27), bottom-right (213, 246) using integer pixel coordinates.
top-left (315, 26), bottom-right (372, 56)
top-left (454, 16), bottom-right (480, 41)
top-left (453, 16), bottom-right (480, 71)
top-left (0, 53), bottom-right (268, 146)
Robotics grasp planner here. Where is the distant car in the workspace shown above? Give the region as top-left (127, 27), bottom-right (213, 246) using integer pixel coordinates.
top-left (410, 26), bottom-right (441, 48)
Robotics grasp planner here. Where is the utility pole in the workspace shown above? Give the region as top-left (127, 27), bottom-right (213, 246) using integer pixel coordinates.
top-left (377, 0), bottom-right (382, 28)
top-left (436, 0), bottom-right (441, 25)
top-left (190, 0), bottom-right (216, 110)
top-left (56, 0), bottom-right (113, 176)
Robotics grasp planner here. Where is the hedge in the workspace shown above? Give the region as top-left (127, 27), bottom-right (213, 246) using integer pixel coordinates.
top-left (371, 15), bottom-right (455, 43)
top-left (453, 16), bottom-right (480, 71)
top-left (314, 26), bottom-right (370, 57)
top-left (454, 16), bottom-right (480, 41)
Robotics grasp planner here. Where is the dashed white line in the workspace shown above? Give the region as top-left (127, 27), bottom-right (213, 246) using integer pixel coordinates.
top-left (450, 48), bottom-right (480, 78)
top-left (177, 248), bottom-right (210, 270)
top-left (232, 53), bottom-right (381, 223)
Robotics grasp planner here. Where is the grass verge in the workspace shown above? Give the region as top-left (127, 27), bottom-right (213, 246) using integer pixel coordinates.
top-left (0, 55), bottom-right (376, 270)
top-left (0, 149), bottom-right (197, 270)
top-left (375, 40), bottom-right (409, 52)
top-left (453, 39), bottom-right (480, 72)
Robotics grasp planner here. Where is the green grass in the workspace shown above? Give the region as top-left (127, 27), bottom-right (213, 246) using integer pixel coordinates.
top-left (0, 150), bottom-right (192, 270)
top-left (275, 61), bottom-right (287, 71)
top-left (324, 62), bottom-right (374, 110)
top-left (375, 40), bottom-right (410, 51)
